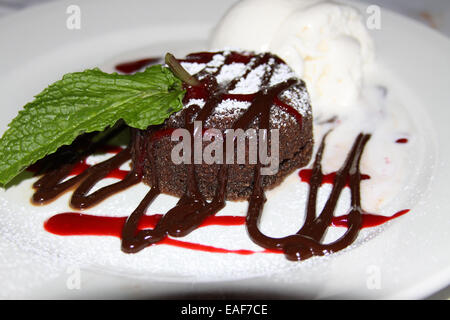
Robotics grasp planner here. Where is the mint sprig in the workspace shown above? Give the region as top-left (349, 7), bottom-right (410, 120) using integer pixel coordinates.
top-left (0, 64), bottom-right (185, 185)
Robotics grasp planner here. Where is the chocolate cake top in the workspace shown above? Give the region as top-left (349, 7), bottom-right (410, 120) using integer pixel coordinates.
top-left (175, 51), bottom-right (312, 130)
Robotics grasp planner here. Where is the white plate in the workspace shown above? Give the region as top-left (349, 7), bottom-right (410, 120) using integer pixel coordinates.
top-left (0, 0), bottom-right (449, 299)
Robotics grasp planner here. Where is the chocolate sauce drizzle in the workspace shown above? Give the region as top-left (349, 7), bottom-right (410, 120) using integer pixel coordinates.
top-left (33, 51), bottom-right (372, 261)
top-left (247, 132), bottom-right (370, 260)
top-left (32, 125), bottom-right (142, 209)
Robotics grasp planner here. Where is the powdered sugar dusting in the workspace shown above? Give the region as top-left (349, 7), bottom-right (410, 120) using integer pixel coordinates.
top-left (214, 99), bottom-right (251, 115)
top-left (182, 51), bottom-right (311, 124)
top-left (270, 64), bottom-right (296, 86)
top-left (208, 54), bottom-right (226, 68)
top-left (181, 62), bottom-right (206, 75)
top-left (216, 63), bottom-right (247, 84)
top-left (229, 63), bottom-right (268, 94)
top-left (279, 85), bottom-right (312, 117)
top-left (185, 98), bottom-right (206, 109)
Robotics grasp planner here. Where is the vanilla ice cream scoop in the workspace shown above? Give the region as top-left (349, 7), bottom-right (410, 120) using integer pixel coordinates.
top-left (210, 0), bottom-right (375, 115)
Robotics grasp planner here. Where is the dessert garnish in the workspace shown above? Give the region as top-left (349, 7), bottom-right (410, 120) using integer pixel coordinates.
top-left (0, 64), bottom-right (185, 185)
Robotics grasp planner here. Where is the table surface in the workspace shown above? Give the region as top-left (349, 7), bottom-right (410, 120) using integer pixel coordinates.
top-left (1, 0), bottom-right (449, 37)
top-left (0, 0), bottom-right (448, 300)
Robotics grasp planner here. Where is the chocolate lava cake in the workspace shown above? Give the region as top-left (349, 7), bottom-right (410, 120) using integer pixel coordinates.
top-left (132, 51), bottom-right (313, 200)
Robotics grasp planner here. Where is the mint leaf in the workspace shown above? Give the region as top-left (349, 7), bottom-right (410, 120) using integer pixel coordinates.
top-left (0, 65), bottom-right (185, 185)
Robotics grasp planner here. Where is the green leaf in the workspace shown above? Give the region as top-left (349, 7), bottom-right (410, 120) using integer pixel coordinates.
top-left (0, 65), bottom-right (185, 185)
